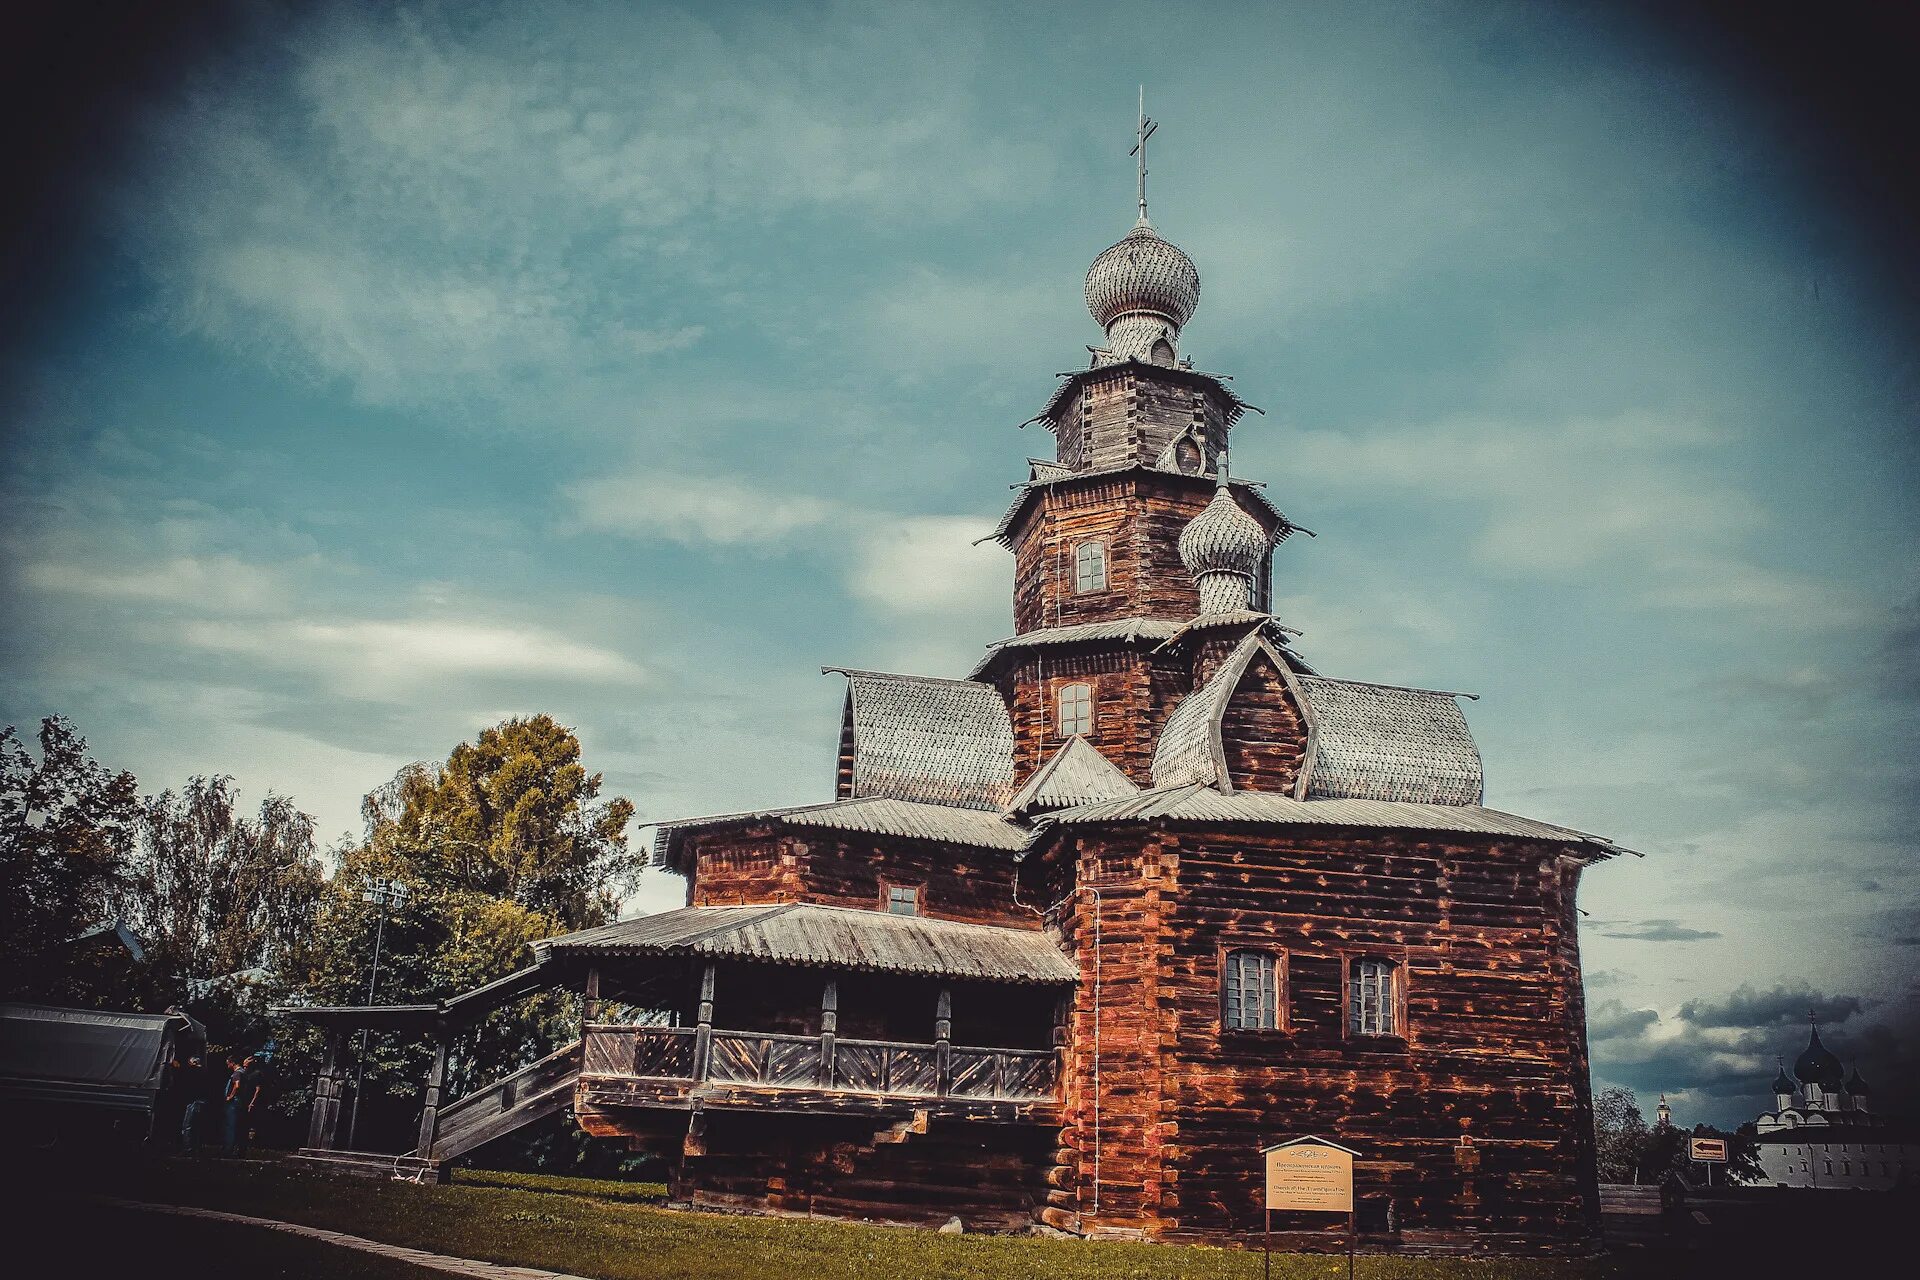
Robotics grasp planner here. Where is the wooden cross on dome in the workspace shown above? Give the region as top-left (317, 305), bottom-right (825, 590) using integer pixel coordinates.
top-left (1130, 85), bottom-right (1158, 222)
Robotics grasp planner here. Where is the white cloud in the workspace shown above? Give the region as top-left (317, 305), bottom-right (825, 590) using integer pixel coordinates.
top-left (845, 516), bottom-right (1005, 620)
top-left (21, 555), bottom-right (295, 616)
top-left (178, 616), bottom-right (643, 689)
top-left (567, 470), bottom-right (841, 548)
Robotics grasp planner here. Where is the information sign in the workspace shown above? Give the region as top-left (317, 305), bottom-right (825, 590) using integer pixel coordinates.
top-left (1688, 1136), bottom-right (1728, 1163)
top-left (1263, 1137), bottom-right (1355, 1213)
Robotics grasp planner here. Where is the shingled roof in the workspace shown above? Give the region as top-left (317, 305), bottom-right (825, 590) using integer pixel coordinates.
top-left (968, 617), bottom-right (1186, 678)
top-left (827, 669), bottom-right (1016, 810)
top-left (1030, 784), bottom-right (1623, 857)
top-left (650, 796), bottom-right (1029, 872)
top-left (984, 465), bottom-right (1299, 547)
top-left (1295, 675), bottom-right (1484, 806)
top-left (1008, 737), bottom-right (1139, 812)
top-left (1149, 632), bottom-right (1286, 789)
top-left (534, 902), bottom-right (1076, 985)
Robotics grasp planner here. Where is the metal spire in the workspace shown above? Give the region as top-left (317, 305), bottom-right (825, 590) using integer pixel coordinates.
top-left (1128, 85), bottom-right (1158, 223)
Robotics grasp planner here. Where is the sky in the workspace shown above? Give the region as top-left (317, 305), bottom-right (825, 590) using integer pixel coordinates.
top-left (3, 0), bottom-right (1916, 1128)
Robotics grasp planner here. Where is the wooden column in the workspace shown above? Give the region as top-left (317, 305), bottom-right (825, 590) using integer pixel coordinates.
top-left (583, 965), bottom-right (602, 1024)
top-left (307, 1030), bottom-right (347, 1150)
top-left (935, 987), bottom-right (953, 1098)
top-left (415, 1028), bottom-right (450, 1159)
top-left (691, 963), bottom-right (716, 1081)
top-left (819, 979), bottom-right (838, 1087)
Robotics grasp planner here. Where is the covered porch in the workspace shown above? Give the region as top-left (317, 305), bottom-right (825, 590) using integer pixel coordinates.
top-left (538, 902), bottom-right (1074, 1127)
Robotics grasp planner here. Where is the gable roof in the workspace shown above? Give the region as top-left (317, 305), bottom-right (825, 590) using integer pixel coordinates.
top-left (1031, 784), bottom-right (1623, 857)
top-left (826, 668), bottom-right (1016, 810)
top-left (1009, 737), bottom-right (1139, 812)
top-left (651, 795), bottom-right (1030, 871)
top-left (1150, 632), bottom-right (1289, 789)
top-left (534, 902), bottom-right (1076, 985)
top-left (1294, 675), bottom-right (1484, 806)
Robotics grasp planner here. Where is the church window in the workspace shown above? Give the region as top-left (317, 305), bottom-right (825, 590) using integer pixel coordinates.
top-left (1825, 1160), bottom-right (1833, 1174)
top-left (1074, 541), bottom-right (1108, 593)
top-left (883, 883), bottom-right (920, 916)
top-left (1058, 683), bottom-right (1094, 737)
top-left (1348, 958), bottom-right (1399, 1036)
top-left (1222, 949), bottom-right (1281, 1031)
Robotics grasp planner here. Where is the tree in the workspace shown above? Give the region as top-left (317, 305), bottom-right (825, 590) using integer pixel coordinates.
top-left (1593, 1086), bottom-right (1650, 1183)
top-left (0, 717), bottom-right (140, 1002)
top-left (117, 776), bottom-right (325, 984)
top-left (294, 716), bottom-right (637, 1148)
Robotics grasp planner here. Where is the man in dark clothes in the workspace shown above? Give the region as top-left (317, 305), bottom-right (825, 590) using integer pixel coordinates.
top-left (176, 1053), bottom-right (209, 1153)
top-left (221, 1054), bottom-right (252, 1155)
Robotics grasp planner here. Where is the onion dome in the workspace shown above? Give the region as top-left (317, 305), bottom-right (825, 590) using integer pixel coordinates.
top-left (1847, 1066), bottom-right (1870, 1096)
top-left (1179, 469), bottom-right (1269, 614)
top-left (1084, 216), bottom-right (1201, 364)
top-left (1794, 1022), bottom-right (1845, 1088)
top-left (1772, 1063), bottom-right (1796, 1096)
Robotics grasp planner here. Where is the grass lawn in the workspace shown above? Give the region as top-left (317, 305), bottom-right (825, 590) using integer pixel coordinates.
top-left (17, 1155), bottom-right (1679, 1280)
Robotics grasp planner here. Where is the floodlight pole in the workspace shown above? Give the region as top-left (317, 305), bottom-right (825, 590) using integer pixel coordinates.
top-left (344, 878), bottom-right (406, 1150)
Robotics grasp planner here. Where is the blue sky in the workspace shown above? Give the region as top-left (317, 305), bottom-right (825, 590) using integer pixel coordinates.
top-left (3, 0), bottom-right (1915, 1126)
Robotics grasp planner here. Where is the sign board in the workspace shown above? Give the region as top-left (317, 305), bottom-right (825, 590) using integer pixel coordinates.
top-left (1688, 1136), bottom-right (1728, 1163)
top-left (1263, 1137), bottom-right (1355, 1213)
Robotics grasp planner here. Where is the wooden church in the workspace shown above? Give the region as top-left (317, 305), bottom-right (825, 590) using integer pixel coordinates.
top-left (293, 113), bottom-right (1620, 1254)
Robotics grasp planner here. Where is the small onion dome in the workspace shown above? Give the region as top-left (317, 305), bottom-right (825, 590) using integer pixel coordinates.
top-left (1179, 483), bottom-right (1269, 580)
top-left (1085, 216), bottom-right (1201, 338)
top-left (1772, 1066), bottom-right (1796, 1095)
top-left (1794, 1024), bottom-right (1845, 1088)
top-left (1847, 1067), bottom-right (1870, 1096)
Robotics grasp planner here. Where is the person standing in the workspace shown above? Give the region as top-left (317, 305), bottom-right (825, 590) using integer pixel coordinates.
top-left (177, 1054), bottom-right (209, 1153)
top-left (221, 1055), bottom-right (248, 1155)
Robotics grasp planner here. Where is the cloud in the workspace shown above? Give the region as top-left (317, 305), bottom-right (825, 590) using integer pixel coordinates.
top-left (1595, 917), bottom-right (1723, 942)
top-left (1588, 999), bottom-right (1661, 1043)
top-left (20, 555), bottom-right (297, 616)
top-left (178, 616), bottom-right (643, 688)
top-left (567, 470), bottom-right (840, 548)
top-left (845, 516), bottom-right (1004, 620)
top-left (1678, 984), bottom-right (1868, 1031)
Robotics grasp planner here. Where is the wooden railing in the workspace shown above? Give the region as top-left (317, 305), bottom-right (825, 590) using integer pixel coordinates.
top-left (582, 1024), bottom-right (1056, 1102)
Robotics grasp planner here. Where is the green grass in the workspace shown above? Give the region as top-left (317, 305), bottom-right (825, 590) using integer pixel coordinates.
top-left (455, 1166), bottom-right (669, 1202)
top-left (29, 1156), bottom-right (1674, 1280)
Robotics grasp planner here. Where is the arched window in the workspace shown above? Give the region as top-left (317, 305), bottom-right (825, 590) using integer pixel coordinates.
top-left (1057, 682), bottom-right (1094, 737)
top-left (1222, 949), bottom-right (1280, 1031)
top-left (1347, 957), bottom-right (1399, 1037)
top-left (1074, 541), bottom-right (1108, 593)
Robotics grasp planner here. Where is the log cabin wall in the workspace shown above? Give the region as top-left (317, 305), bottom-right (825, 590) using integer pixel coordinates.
top-left (1219, 654), bottom-right (1309, 793)
top-left (675, 1110), bottom-right (1058, 1233)
top-left (1053, 367), bottom-right (1232, 473)
top-left (689, 828), bottom-right (1032, 930)
top-left (1052, 826), bottom-right (1600, 1250)
top-left (1001, 648), bottom-right (1160, 785)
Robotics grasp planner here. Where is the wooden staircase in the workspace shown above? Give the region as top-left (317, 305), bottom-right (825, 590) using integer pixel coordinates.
top-left (414, 1038), bottom-right (582, 1164)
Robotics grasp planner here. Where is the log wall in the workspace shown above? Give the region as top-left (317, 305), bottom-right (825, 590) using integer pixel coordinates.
top-left (1219, 651), bottom-right (1309, 793)
top-left (1050, 827), bottom-right (1602, 1250)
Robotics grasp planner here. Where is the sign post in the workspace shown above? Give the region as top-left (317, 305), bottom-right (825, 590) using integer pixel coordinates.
top-left (1688, 1135), bottom-right (1728, 1187)
top-left (1262, 1136), bottom-right (1360, 1280)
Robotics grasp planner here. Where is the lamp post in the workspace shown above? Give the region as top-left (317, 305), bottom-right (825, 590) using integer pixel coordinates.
top-left (344, 876), bottom-right (409, 1150)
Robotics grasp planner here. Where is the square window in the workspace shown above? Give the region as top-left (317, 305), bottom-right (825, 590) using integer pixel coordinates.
top-left (885, 884), bottom-right (919, 916)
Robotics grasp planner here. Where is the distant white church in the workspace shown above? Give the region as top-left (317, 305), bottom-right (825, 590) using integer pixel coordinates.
top-left (1752, 1019), bottom-right (1912, 1190)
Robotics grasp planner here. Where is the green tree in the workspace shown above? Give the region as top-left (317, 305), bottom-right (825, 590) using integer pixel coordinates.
top-left (1592, 1086), bottom-right (1649, 1183)
top-left (0, 717), bottom-right (140, 1003)
top-left (295, 716), bottom-right (637, 1149)
top-left (117, 776), bottom-right (325, 984)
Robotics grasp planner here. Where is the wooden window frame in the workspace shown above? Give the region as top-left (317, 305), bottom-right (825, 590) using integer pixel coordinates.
top-left (1340, 952), bottom-right (1410, 1041)
top-left (1218, 944), bottom-right (1287, 1034)
top-left (880, 881), bottom-right (921, 917)
top-left (1073, 540), bottom-right (1108, 594)
top-left (1056, 682), bottom-right (1094, 738)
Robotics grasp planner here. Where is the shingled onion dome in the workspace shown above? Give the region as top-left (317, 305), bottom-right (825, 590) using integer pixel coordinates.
top-left (1084, 215), bottom-right (1201, 365)
top-left (1794, 1020), bottom-right (1845, 1089)
top-left (1179, 464), bottom-right (1269, 614)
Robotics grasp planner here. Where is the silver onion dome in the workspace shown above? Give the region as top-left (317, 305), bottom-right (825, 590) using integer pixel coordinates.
top-left (1084, 217), bottom-right (1201, 361)
top-left (1179, 478), bottom-right (1269, 614)
top-left (1179, 485), bottom-right (1269, 578)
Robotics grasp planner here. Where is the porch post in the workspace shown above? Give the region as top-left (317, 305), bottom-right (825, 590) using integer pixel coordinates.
top-left (307, 1029), bottom-right (347, 1150)
top-left (935, 987), bottom-right (953, 1098)
top-left (415, 1027), bottom-right (449, 1158)
top-left (583, 965), bottom-right (602, 1024)
top-left (819, 979), bottom-right (838, 1087)
top-left (692, 962), bottom-right (716, 1081)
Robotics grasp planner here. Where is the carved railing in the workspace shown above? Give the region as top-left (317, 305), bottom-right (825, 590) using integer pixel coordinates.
top-left (583, 1024), bottom-right (1055, 1102)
